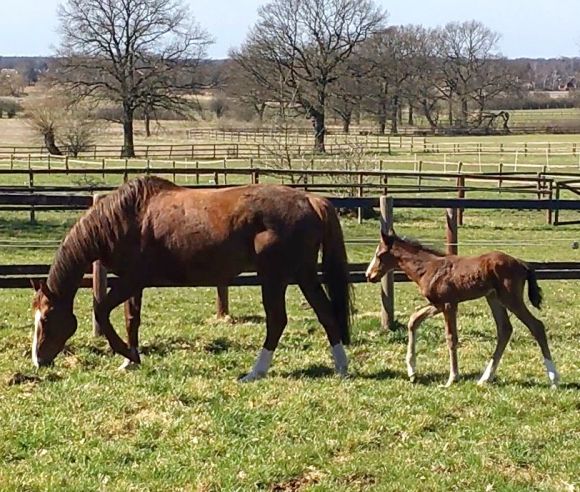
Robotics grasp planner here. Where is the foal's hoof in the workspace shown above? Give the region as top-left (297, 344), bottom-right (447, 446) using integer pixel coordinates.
top-left (118, 359), bottom-right (140, 371)
top-left (409, 374), bottom-right (417, 384)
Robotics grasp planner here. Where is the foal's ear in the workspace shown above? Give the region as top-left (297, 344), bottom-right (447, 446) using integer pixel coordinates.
top-left (380, 230), bottom-right (395, 250)
top-left (30, 278), bottom-right (40, 291)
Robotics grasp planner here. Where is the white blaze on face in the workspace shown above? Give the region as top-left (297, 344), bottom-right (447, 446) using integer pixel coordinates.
top-left (32, 309), bottom-right (41, 368)
top-left (366, 245), bottom-right (381, 278)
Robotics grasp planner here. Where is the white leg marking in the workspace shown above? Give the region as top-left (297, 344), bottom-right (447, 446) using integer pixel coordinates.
top-left (32, 309), bottom-right (41, 368)
top-left (240, 348), bottom-right (274, 382)
top-left (544, 358), bottom-right (560, 388)
top-left (406, 331), bottom-right (416, 381)
top-left (118, 347), bottom-right (141, 371)
top-left (331, 343), bottom-right (348, 377)
top-left (478, 359), bottom-right (497, 385)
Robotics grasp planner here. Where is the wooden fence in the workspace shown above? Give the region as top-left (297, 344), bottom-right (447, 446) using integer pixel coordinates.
top-left (1, 194), bottom-right (580, 330)
top-left (4, 137), bottom-right (580, 161)
top-left (0, 165), bottom-right (563, 225)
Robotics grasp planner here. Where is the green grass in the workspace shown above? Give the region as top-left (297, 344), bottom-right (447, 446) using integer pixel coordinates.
top-left (0, 207), bottom-right (579, 490)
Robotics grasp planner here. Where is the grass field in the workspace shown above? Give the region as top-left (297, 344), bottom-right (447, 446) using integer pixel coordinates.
top-left (0, 205), bottom-right (578, 491)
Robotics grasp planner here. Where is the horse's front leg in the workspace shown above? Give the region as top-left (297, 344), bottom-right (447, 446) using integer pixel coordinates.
top-left (119, 290), bottom-right (143, 370)
top-left (406, 305), bottom-right (440, 382)
top-left (94, 279), bottom-right (141, 363)
top-left (443, 303), bottom-right (459, 387)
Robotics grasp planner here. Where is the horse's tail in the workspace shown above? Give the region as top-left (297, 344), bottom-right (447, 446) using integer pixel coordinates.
top-left (309, 196), bottom-right (353, 345)
top-left (525, 265), bottom-right (543, 310)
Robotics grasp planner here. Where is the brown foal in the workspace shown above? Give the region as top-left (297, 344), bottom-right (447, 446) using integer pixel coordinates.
top-left (366, 231), bottom-right (560, 388)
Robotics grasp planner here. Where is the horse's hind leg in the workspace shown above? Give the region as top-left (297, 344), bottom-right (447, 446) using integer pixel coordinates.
top-left (478, 294), bottom-right (513, 385)
top-left (119, 290), bottom-right (143, 370)
top-left (240, 281), bottom-right (288, 382)
top-left (501, 293), bottom-right (559, 387)
top-left (298, 275), bottom-right (348, 377)
top-left (443, 304), bottom-right (459, 387)
top-left (406, 305), bottom-right (440, 383)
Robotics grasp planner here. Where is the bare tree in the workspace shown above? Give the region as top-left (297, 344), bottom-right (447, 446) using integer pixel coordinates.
top-left (56, 0), bottom-right (212, 157)
top-left (436, 21), bottom-right (502, 127)
top-left (364, 25), bottom-right (429, 134)
top-left (232, 0), bottom-right (385, 152)
top-left (27, 95), bottom-right (100, 156)
top-left (329, 57), bottom-right (367, 133)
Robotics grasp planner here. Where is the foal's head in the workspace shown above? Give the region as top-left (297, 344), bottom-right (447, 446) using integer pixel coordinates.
top-left (31, 281), bottom-right (77, 367)
top-left (366, 231), bottom-right (398, 283)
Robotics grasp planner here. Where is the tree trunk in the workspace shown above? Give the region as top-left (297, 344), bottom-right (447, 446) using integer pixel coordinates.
top-left (256, 102), bottom-right (266, 123)
top-left (408, 104), bottom-right (414, 126)
top-left (341, 111), bottom-right (352, 133)
top-left (121, 105), bottom-right (136, 158)
top-left (44, 130), bottom-right (62, 156)
top-left (448, 97), bottom-right (454, 126)
top-left (461, 98), bottom-right (469, 126)
top-left (313, 111), bottom-right (325, 153)
top-left (144, 111), bottom-right (151, 138)
top-left (422, 99), bottom-right (438, 131)
top-left (390, 95), bottom-right (399, 135)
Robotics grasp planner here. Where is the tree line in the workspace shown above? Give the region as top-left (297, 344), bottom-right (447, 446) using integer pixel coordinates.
top-left (15, 0), bottom-right (580, 156)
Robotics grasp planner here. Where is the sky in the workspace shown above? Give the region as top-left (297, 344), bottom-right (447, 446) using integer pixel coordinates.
top-left (0, 0), bottom-right (578, 59)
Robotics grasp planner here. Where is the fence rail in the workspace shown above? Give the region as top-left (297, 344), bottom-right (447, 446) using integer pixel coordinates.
top-left (1, 194), bottom-right (579, 329)
top-left (4, 137), bottom-right (580, 161)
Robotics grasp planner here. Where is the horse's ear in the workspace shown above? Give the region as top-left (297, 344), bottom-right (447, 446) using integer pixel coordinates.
top-left (30, 279), bottom-right (40, 291)
top-left (39, 281), bottom-right (54, 301)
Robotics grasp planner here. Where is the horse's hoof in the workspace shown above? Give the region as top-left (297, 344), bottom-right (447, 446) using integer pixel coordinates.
top-left (550, 383), bottom-right (558, 391)
top-left (409, 374), bottom-right (417, 384)
top-left (238, 372), bottom-right (265, 383)
top-left (118, 359), bottom-right (140, 371)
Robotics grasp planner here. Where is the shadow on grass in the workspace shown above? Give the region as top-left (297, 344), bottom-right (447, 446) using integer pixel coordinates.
top-left (279, 364), bottom-right (335, 379)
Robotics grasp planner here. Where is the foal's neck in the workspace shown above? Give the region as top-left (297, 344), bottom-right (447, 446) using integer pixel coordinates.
top-left (392, 240), bottom-right (442, 284)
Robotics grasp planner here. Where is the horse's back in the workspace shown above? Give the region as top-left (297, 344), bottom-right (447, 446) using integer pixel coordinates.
top-left (135, 183), bottom-right (325, 284)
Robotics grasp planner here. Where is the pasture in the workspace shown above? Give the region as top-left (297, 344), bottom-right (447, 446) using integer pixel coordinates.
top-left (0, 204), bottom-right (578, 490)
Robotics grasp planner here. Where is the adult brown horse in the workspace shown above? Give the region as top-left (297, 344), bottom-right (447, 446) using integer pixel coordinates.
top-left (31, 176), bottom-right (352, 381)
top-left (366, 230), bottom-right (560, 388)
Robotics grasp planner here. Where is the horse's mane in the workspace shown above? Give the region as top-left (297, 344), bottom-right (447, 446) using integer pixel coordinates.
top-left (47, 176), bottom-right (176, 300)
top-left (394, 235), bottom-right (446, 257)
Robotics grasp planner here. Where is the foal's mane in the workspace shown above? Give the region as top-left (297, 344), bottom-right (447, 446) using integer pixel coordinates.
top-left (394, 235), bottom-right (446, 257)
top-left (47, 176), bottom-right (176, 299)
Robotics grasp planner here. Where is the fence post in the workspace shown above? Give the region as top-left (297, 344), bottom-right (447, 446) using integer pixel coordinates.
top-left (216, 284), bottom-right (229, 319)
top-left (553, 183), bottom-right (560, 225)
top-left (357, 173), bottom-right (364, 224)
top-left (28, 168), bottom-right (36, 224)
top-left (379, 196), bottom-right (395, 331)
top-left (446, 207), bottom-right (458, 255)
top-left (92, 194), bottom-right (107, 337)
top-left (457, 175), bottom-right (465, 226)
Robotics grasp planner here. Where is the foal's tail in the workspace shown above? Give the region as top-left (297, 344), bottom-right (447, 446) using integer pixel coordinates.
top-left (309, 196), bottom-right (353, 345)
top-left (525, 265), bottom-right (543, 310)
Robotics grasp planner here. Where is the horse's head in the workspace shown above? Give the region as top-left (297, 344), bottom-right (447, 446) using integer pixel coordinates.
top-left (366, 229), bottom-right (398, 283)
top-left (31, 281), bottom-right (77, 367)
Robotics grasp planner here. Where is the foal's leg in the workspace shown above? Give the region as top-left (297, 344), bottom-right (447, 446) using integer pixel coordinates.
top-left (443, 304), bottom-right (459, 387)
top-left (299, 275), bottom-right (348, 377)
top-left (478, 294), bottom-right (513, 385)
top-left (119, 290), bottom-right (143, 370)
top-left (406, 305), bottom-right (440, 382)
top-left (240, 281), bottom-right (288, 382)
top-left (501, 294), bottom-right (560, 388)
